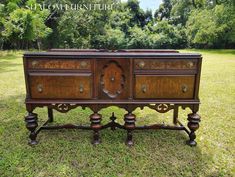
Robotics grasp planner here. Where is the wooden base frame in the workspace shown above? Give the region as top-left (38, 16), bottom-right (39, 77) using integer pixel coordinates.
top-left (24, 103), bottom-right (201, 147)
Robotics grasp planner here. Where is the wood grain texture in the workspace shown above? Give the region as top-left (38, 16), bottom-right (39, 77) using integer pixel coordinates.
top-left (23, 50), bottom-right (202, 146)
top-left (134, 75), bottom-right (195, 99)
top-left (29, 74), bottom-right (92, 99)
top-left (101, 61), bottom-right (125, 99)
top-left (28, 59), bottom-right (91, 70)
top-left (134, 59), bottom-right (197, 70)
top-left (96, 59), bottom-right (130, 99)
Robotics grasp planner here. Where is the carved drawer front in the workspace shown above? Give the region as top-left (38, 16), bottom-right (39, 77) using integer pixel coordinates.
top-left (134, 59), bottom-right (197, 70)
top-left (135, 75), bottom-right (195, 99)
top-left (29, 74), bottom-right (92, 99)
top-left (28, 59), bottom-right (91, 70)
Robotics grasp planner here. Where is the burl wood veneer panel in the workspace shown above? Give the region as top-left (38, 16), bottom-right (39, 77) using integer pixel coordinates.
top-left (28, 59), bottom-right (91, 70)
top-left (135, 75), bottom-right (195, 99)
top-left (29, 74), bottom-right (92, 99)
top-left (134, 59), bottom-right (197, 70)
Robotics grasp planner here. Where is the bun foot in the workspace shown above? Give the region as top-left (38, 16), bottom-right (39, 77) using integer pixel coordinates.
top-left (28, 140), bottom-right (38, 146)
top-left (92, 131), bottom-right (101, 145)
top-left (187, 112), bottom-right (201, 147)
top-left (92, 139), bottom-right (101, 145)
top-left (125, 131), bottom-right (134, 146)
top-left (186, 140), bottom-right (197, 147)
top-left (90, 113), bottom-right (102, 145)
top-left (124, 113), bottom-right (136, 146)
top-left (126, 139), bottom-right (134, 146)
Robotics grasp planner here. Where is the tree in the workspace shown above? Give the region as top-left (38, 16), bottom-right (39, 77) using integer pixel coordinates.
top-left (150, 20), bottom-right (187, 48)
top-left (170, 0), bottom-right (194, 26)
top-left (186, 4), bottom-right (235, 48)
top-left (126, 0), bottom-right (151, 28)
top-left (128, 26), bottom-right (151, 48)
top-left (154, 0), bottom-right (172, 20)
top-left (0, 3), bottom-right (5, 49)
top-left (1, 0), bottom-right (51, 49)
top-left (108, 8), bottom-right (132, 34)
top-left (96, 27), bottom-right (126, 49)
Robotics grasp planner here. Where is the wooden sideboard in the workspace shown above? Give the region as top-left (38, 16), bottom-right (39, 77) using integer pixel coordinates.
top-left (23, 49), bottom-right (202, 146)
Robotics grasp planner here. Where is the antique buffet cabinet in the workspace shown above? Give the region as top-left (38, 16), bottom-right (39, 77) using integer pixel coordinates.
top-left (23, 49), bottom-right (202, 146)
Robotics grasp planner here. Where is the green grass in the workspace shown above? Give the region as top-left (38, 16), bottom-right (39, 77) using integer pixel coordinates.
top-left (0, 49), bottom-right (234, 177)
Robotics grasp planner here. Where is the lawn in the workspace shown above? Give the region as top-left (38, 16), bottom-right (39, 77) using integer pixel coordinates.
top-left (0, 50), bottom-right (234, 177)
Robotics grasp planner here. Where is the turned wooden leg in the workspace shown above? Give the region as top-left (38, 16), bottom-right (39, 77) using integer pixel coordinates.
top-left (124, 112), bottom-right (136, 146)
top-left (25, 112), bottom-right (38, 145)
top-left (90, 113), bottom-right (102, 145)
top-left (187, 112), bottom-right (201, 146)
top-left (173, 105), bottom-right (179, 125)
top-left (48, 107), bottom-right (54, 123)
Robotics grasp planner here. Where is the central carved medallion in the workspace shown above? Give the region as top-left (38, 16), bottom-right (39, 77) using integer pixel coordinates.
top-left (100, 61), bottom-right (125, 98)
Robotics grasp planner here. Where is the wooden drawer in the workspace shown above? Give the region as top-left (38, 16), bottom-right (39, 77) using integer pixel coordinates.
top-left (29, 73), bottom-right (92, 99)
top-left (135, 75), bottom-right (195, 99)
top-left (28, 59), bottom-right (91, 70)
top-left (134, 59), bottom-right (197, 70)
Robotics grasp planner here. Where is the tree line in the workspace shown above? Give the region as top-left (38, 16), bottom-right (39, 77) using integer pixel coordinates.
top-left (0, 0), bottom-right (234, 50)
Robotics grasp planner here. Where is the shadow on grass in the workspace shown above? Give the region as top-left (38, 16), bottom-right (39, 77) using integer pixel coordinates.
top-left (0, 94), bottom-right (214, 176)
top-left (0, 50), bottom-right (23, 59)
top-left (0, 61), bottom-right (21, 73)
top-left (184, 49), bottom-right (235, 55)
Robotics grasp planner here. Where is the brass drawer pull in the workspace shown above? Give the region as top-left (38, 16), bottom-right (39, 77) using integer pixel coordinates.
top-left (80, 61), bottom-right (88, 68)
top-left (79, 84), bottom-right (84, 93)
top-left (37, 84), bottom-right (43, 93)
top-left (187, 62), bottom-right (194, 68)
top-left (138, 61), bottom-right (145, 69)
top-left (182, 84), bottom-right (188, 93)
top-left (110, 76), bottom-right (115, 82)
top-left (32, 61), bottom-right (38, 67)
top-left (141, 85), bottom-right (147, 93)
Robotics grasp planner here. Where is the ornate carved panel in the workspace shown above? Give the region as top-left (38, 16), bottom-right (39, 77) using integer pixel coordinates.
top-left (51, 104), bottom-right (78, 113)
top-left (148, 104), bottom-right (174, 113)
top-left (100, 61), bottom-right (125, 99)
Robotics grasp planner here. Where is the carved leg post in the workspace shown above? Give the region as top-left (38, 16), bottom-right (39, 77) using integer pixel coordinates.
top-left (48, 107), bottom-right (54, 123)
top-left (90, 113), bottom-right (102, 145)
top-left (187, 112), bottom-right (201, 146)
top-left (110, 112), bottom-right (117, 131)
top-left (25, 112), bottom-right (38, 145)
top-left (173, 105), bottom-right (179, 125)
top-left (124, 112), bottom-right (136, 146)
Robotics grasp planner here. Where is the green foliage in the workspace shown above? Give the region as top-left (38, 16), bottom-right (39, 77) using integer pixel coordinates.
top-left (0, 3), bottom-right (5, 49)
top-left (150, 21), bottom-right (187, 48)
top-left (98, 27), bottom-right (126, 49)
top-left (109, 9), bottom-right (132, 33)
top-left (1, 0), bottom-right (51, 49)
top-left (186, 4), bottom-right (235, 48)
top-left (0, 0), bottom-right (234, 49)
top-left (126, 0), bottom-right (149, 27)
top-left (170, 0), bottom-right (193, 25)
top-left (154, 0), bottom-right (172, 20)
top-left (128, 26), bottom-right (151, 48)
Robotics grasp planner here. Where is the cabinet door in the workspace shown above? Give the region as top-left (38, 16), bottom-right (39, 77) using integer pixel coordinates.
top-left (96, 59), bottom-right (130, 99)
top-left (135, 75), bottom-right (195, 99)
top-left (29, 73), bottom-right (92, 99)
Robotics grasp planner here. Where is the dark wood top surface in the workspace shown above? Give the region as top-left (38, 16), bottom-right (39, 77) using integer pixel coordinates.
top-left (24, 50), bottom-right (201, 58)
top-left (48, 49), bottom-right (180, 53)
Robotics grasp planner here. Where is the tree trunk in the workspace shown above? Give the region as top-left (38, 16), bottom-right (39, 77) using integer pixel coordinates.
top-left (37, 39), bottom-right (41, 51)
